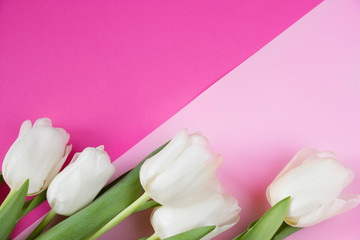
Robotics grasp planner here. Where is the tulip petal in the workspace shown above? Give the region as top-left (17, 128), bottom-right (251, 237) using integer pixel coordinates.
top-left (3, 119), bottom-right (71, 195)
top-left (18, 120), bottom-right (32, 138)
top-left (151, 191), bottom-right (239, 239)
top-left (140, 129), bottom-right (190, 191)
top-left (38, 144), bottom-right (72, 196)
top-left (34, 118), bottom-right (52, 127)
top-left (148, 144), bottom-right (221, 206)
top-left (203, 194), bottom-right (240, 240)
top-left (70, 152), bottom-right (81, 164)
top-left (47, 147), bottom-right (115, 216)
top-left (267, 157), bottom-right (354, 218)
top-left (289, 194), bottom-right (360, 227)
top-left (273, 148), bottom-right (318, 182)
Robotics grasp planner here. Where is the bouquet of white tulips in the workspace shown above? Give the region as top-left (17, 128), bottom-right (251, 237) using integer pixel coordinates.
top-left (0, 118), bottom-right (359, 240)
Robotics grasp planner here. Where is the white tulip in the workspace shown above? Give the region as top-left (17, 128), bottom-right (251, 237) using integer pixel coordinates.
top-left (2, 118), bottom-right (71, 195)
top-left (139, 129), bottom-right (222, 207)
top-left (47, 146), bottom-right (115, 216)
top-left (150, 184), bottom-right (240, 240)
top-left (267, 148), bottom-right (360, 227)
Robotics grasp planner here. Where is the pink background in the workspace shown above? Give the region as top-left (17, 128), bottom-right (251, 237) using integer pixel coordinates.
top-left (0, 0), bottom-right (322, 238)
top-left (2, 0), bottom-right (360, 239)
top-left (98, 0), bottom-right (359, 239)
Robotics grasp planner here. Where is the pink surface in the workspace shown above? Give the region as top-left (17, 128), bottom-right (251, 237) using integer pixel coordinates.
top-left (96, 0), bottom-right (359, 239)
top-left (0, 0), bottom-right (323, 238)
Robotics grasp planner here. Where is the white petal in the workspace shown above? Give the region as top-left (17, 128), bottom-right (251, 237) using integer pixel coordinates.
top-left (35, 144), bottom-right (72, 196)
top-left (151, 191), bottom-right (240, 239)
top-left (288, 194), bottom-right (360, 227)
top-left (272, 148), bottom-right (318, 182)
top-left (3, 123), bottom-right (70, 194)
top-left (268, 158), bottom-right (354, 218)
top-left (96, 145), bottom-right (105, 151)
top-left (202, 194), bottom-right (240, 240)
top-left (34, 118), bottom-right (52, 127)
top-left (18, 120), bottom-right (32, 138)
top-left (151, 193), bottom-right (223, 238)
top-left (148, 144), bottom-right (221, 206)
top-left (47, 147), bottom-right (115, 216)
top-left (140, 129), bottom-right (190, 191)
top-left (70, 152), bottom-right (81, 164)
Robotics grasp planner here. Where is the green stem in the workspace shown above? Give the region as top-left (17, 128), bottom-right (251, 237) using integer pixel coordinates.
top-left (26, 209), bottom-right (57, 240)
top-left (87, 192), bottom-right (151, 240)
top-left (147, 232), bottom-right (160, 240)
top-left (0, 189), bottom-right (16, 211)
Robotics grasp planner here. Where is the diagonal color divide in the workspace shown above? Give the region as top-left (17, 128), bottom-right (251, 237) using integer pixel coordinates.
top-left (15, 0), bottom-right (360, 239)
top-left (0, 0), bottom-right (324, 238)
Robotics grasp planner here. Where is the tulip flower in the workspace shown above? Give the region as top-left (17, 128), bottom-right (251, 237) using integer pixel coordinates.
top-left (2, 118), bottom-right (71, 196)
top-left (266, 148), bottom-right (360, 227)
top-left (87, 130), bottom-right (223, 240)
top-left (47, 146), bottom-right (115, 216)
top-left (140, 129), bottom-right (222, 207)
top-left (26, 146), bottom-right (115, 240)
top-left (150, 184), bottom-right (240, 240)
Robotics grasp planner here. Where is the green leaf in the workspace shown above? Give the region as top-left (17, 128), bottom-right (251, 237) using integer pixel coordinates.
top-left (37, 142), bottom-right (168, 240)
top-left (232, 219), bottom-right (259, 240)
top-left (0, 179), bottom-right (29, 239)
top-left (272, 222), bottom-right (302, 240)
top-left (164, 225), bottom-right (216, 240)
top-left (234, 231), bottom-right (248, 240)
top-left (19, 190), bottom-right (47, 219)
top-left (247, 219), bottom-right (258, 229)
top-left (234, 197), bottom-right (291, 240)
top-left (134, 200), bottom-right (160, 213)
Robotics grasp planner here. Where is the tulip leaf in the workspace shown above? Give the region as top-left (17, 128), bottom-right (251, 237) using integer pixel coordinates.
top-left (164, 225), bottom-right (216, 240)
top-left (0, 171), bottom-right (3, 187)
top-left (135, 200), bottom-right (161, 213)
top-left (20, 190), bottom-right (47, 219)
top-left (235, 231), bottom-right (247, 240)
top-left (0, 179), bottom-right (29, 239)
top-left (37, 142), bottom-right (168, 240)
top-left (272, 222), bottom-right (302, 240)
top-left (247, 219), bottom-right (258, 229)
top-left (234, 197), bottom-right (290, 240)
top-left (232, 220), bottom-right (259, 240)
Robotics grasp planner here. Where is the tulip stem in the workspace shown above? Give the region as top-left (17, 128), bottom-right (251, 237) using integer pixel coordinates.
top-left (87, 192), bottom-right (151, 240)
top-left (26, 209), bottom-right (57, 240)
top-left (147, 233), bottom-right (160, 240)
top-left (0, 189), bottom-right (16, 211)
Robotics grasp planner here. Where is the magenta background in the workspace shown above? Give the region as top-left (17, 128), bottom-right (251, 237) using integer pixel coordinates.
top-left (0, 0), bottom-right (321, 162)
top-left (7, 0), bottom-right (360, 239)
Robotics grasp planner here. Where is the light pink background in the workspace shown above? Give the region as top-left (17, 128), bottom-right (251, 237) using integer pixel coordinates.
top-left (2, 0), bottom-right (360, 239)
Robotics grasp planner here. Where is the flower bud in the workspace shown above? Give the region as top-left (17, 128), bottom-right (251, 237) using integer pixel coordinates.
top-left (139, 129), bottom-right (222, 207)
top-left (2, 118), bottom-right (71, 195)
top-left (266, 148), bottom-right (360, 227)
top-left (46, 146), bottom-right (115, 216)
